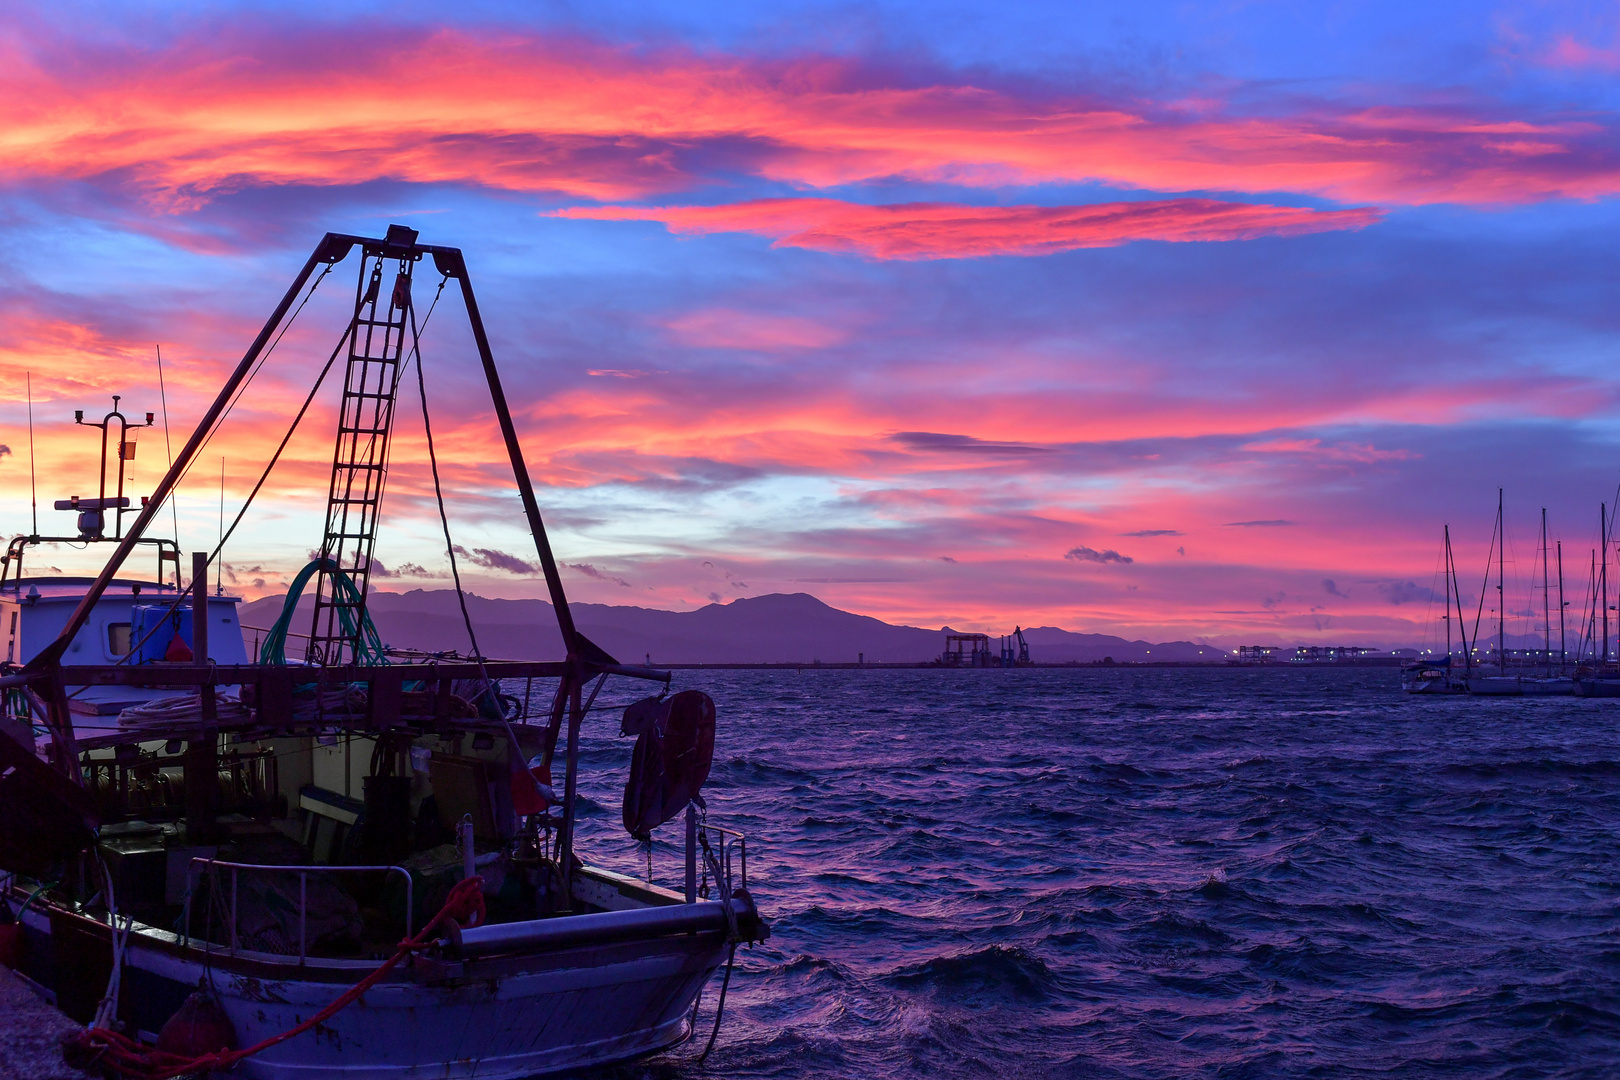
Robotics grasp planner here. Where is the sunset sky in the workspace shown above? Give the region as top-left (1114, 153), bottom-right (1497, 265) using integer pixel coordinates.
top-left (3, 1), bottom-right (1619, 649)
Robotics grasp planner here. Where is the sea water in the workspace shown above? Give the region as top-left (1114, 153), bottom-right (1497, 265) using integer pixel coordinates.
top-left (568, 667), bottom-right (1619, 1078)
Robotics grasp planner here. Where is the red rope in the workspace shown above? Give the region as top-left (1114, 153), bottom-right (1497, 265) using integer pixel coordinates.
top-left (69, 876), bottom-right (486, 1080)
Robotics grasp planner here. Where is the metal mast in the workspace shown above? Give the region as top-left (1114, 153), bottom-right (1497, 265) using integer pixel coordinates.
top-left (1541, 508), bottom-right (1550, 676)
top-left (1443, 525), bottom-right (1452, 661)
top-left (1497, 488), bottom-right (1505, 672)
top-left (1558, 540), bottom-right (1566, 673)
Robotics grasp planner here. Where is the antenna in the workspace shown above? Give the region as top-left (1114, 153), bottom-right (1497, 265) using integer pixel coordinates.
top-left (217, 456), bottom-right (225, 596)
top-left (156, 345), bottom-right (180, 585)
top-left (26, 371), bottom-right (37, 535)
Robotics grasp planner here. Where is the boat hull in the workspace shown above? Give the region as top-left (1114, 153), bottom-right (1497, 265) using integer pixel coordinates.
top-left (1572, 677), bottom-right (1620, 698)
top-left (224, 940), bottom-right (719, 1079)
top-left (1401, 677), bottom-right (1464, 695)
top-left (13, 890), bottom-right (733, 1079)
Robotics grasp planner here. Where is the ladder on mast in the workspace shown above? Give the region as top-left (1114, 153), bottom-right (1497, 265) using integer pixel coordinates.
top-left (306, 243), bottom-right (418, 664)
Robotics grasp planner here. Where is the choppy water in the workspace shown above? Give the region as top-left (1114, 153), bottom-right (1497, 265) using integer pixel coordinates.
top-left (569, 668), bottom-right (1620, 1079)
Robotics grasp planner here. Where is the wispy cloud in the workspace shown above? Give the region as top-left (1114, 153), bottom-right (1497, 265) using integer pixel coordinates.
top-left (454, 546), bottom-right (539, 575)
top-left (555, 198), bottom-right (1382, 260)
top-left (1065, 545), bottom-right (1134, 564)
top-left (566, 562), bottom-right (632, 587)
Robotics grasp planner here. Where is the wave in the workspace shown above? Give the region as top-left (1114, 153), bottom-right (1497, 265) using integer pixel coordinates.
top-left (1437, 758), bottom-right (1620, 780)
top-left (886, 945), bottom-right (1061, 1002)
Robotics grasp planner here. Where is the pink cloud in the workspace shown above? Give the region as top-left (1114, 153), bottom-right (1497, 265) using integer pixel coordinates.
top-left (1240, 437), bottom-right (1416, 463)
top-left (666, 308), bottom-right (850, 348)
top-left (1542, 35), bottom-right (1620, 72)
top-left (3, 25), bottom-right (1618, 209)
top-left (555, 197), bottom-right (1380, 259)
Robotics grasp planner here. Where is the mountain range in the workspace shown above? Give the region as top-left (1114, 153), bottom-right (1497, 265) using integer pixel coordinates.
top-left (236, 589), bottom-right (1226, 665)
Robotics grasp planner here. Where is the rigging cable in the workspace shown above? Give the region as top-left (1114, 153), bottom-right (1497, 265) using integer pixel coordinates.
top-left (109, 294), bottom-right (365, 670)
top-left (407, 281), bottom-right (560, 795)
top-left (162, 263), bottom-right (334, 503)
top-left (407, 279), bottom-right (471, 643)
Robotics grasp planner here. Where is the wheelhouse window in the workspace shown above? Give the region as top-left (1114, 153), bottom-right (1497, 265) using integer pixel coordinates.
top-left (107, 622), bottom-right (132, 656)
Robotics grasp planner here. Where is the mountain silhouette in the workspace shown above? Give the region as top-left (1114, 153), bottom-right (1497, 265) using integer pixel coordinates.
top-left (237, 589), bottom-right (1218, 664)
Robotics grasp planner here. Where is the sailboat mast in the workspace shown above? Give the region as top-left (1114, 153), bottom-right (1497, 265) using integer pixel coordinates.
top-left (1542, 508), bottom-right (1551, 675)
top-left (1451, 525), bottom-right (1471, 672)
top-left (1588, 549), bottom-right (1598, 665)
top-left (1604, 504), bottom-right (1610, 670)
top-left (1443, 525), bottom-right (1452, 659)
top-left (1497, 489), bottom-right (1505, 672)
top-left (1558, 540), bottom-right (1566, 673)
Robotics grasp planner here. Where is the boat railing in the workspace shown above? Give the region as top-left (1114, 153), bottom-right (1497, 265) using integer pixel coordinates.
top-left (611, 811), bottom-right (748, 901)
top-left (183, 857), bottom-right (412, 965)
top-left (705, 823), bottom-right (748, 893)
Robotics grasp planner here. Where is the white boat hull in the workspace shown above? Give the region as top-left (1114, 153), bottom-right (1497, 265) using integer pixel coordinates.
top-left (219, 941), bottom-right (720, 1079)
top-left (12, 875), bottom-right (749, 1080)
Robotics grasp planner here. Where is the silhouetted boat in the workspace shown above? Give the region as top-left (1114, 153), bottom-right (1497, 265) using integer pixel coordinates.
top-left (1, 228), bottom-right (766, 1079)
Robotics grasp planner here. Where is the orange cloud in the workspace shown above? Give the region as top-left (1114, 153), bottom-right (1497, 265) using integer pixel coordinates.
top-left (554, 197), bottom-right (1380, 259)
top-left (3, 26), bottom-right (1618, 208)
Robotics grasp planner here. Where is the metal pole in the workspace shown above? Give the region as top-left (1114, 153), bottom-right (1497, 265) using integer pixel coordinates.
top-left (1543, 508), bottom-right (1551, 675)
top-left (557, 681), bottom-right (583, 907)
top-left (1497, 489), bottom-right (1504, 672)
top-left (1559, 541), bottom-right (1567, 673)
top-left (193, 551), bottom-right (215, 721)
top-left (230, 867), bottom-right (238, 954)
top-left (685, 804), bottom-right (697, 904)
top-left (299, 872), bottom-right (307, 964)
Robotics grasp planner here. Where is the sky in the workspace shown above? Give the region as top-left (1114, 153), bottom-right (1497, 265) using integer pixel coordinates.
top-left (2, 1), bottom-right (1620, 650)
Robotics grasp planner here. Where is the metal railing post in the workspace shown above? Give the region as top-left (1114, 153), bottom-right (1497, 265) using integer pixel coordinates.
top-left (684, 804), bottom-right (697, 904)
top-left (183, 858), bottom-right (413, 964)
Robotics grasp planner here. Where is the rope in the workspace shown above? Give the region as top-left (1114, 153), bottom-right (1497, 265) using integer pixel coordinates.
top-left (69, 876), bottom-right (485, 1080)
top-left (695, 823), bottom-right (742, 1061)
top-left (409, 280), bottom-right (485, 668)
top-left (259, 558), bottom-right (386, 666)
top-left (117, 692), bottom-right (246, 730)
top-left (699, 943), bottom-right (737, 1062)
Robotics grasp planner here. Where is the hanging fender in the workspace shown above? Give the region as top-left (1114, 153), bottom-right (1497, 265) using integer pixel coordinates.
top-left (621, 690), bottom-right (716, 838)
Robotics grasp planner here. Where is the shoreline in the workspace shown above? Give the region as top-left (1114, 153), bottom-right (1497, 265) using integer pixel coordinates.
top-left (650, 658), bottom-right (1410, 670)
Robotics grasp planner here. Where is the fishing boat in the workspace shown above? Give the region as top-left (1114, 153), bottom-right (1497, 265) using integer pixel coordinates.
top-left (0, 227), bottom-right (767, 1079)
